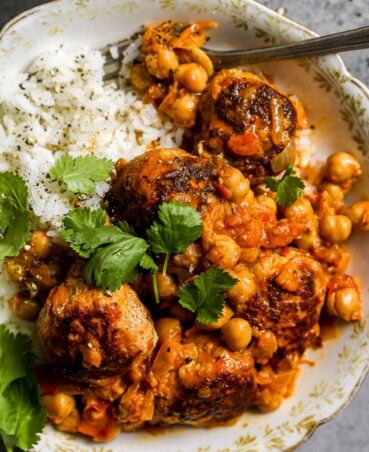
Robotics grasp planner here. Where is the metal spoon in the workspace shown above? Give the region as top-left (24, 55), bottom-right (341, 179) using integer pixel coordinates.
top-left (103, 25), bottom-right (369, 81)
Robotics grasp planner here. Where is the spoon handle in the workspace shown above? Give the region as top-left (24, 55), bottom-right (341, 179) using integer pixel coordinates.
top-left (205, 26), bottom-right (369, 67)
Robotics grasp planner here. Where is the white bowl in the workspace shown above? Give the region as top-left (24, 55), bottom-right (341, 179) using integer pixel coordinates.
top-left (1, 1), bottom-right (369, 451)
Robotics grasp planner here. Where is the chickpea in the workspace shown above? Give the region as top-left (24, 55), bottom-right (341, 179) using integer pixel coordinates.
top-left (130, 63), bottom-right (152, 92)
top-left (327, 287), bottom-right (360, 321)
top-left (239, 247), bottom-right (260, 263)
top-left (156, 317), bottom-right (182, 341)
top-left (29, 230), bottom-right (52, 259)
top-left (43, 393), bottom-right (76, 424)
top-left (219, 166), bottom-right (250, 202)
top-left (227, 267), bottom-right (257, 304)
top-left (250, 331), bottom-right (278, 363)
top-left (314, 245), bottom-right (350, 273)
top-left (256, 195), bottom-right (277, 215)
top-left (4, 258), bottom-right (25, 282)
top-left (294, 217), bottom-right (321, 250)
top-left (206, 235), bottom-right (241, 269)
top-left (8, 293), bottom-right (40, 321)
top-left (320, 182), bottom-right (344, 202)
top-left (156, 272), bottom-right (177, 298)
top-left (325, 152), bottom-right (361, 186)
top-left (319, 214), bottom-right (352, 243)
top-left (196, 304), bottom-right (234, 331)
top-left (221, 318), bottom-right (252, 351)
top-left (145, 54), bottom-right (161, 79)
top-left (175, 63), bottom-right (208, 92)
top-left (157, 47), bottom-right (179, 78)
top-left (57, 408), bottom-right (80, 433)
top-left (173, 243), bottom-right (202, 270)
top-left (283, 197), bottom-right (314, 219)
top-left (344, 201), bottom-right (369, 231)
top-left (166, 92), bottom-right (198, 126)
top-left (29, 261), bottom-right (61, 288)
top-left (244, 189), bottom-right (255, 206)
top-left (295, 227), bottom-right (321, 250)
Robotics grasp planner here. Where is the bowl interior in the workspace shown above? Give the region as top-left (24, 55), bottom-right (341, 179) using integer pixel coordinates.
top-left (1, 1), bottom-right (369, 451)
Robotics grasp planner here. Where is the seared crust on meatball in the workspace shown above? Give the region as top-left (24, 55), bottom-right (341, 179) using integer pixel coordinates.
top-left (151, 332), bottom-right (256, 425)
top-left (37, 265), bottom-right (158, 380)
top-left (199, 69), bottom-right (297, 183)
top-left (108, 148), bottom-right (215, 229)
top-left (236, 248), bottom-right (328, 352)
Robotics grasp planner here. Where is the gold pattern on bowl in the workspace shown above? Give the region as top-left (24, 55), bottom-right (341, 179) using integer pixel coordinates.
top-left (1, 1), bottom-right (368, 451)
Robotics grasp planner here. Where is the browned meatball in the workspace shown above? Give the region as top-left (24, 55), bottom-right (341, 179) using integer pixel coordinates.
top-left (108, 148), bottom-right (215, 229)
top-left (236, 248), bottom-right (328, 353)
top-left (150, 331), bottom-right (256, 426)
top-left (37, 265), bottom-right (158, 380)
top-left (199, 69), bottom-right (297, 184)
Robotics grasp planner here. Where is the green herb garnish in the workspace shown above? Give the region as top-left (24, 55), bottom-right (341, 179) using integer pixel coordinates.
top-left (62, 207), bottom-right (107, 257)
top-left (265, 164), bottom-right (305, 207)
top-left (0, 172), bottom-right (31, 260)
top-left (63, 202), bottom-right (203, 297)
top-left (49, 154), bottom-right (113, 194)
top-left (146, 202), bottom-right (203, 275)
top-left (178, 268), bottom-right (238, 324)
top-left (63, 208), bottom-right (150, 292)
top-left (0, 325), bottom-right (46, 451)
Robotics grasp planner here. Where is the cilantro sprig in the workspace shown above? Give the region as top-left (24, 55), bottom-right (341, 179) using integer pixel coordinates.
top-left (0, 172), bottom-right (31, 260)
top-left (178, 268), bottom-right (239, 324)
top-left (63, 208), bottom-right (151, 291)
top-left (147, 202), bottom-right (203, 275)
top-left (0, 325), bottom-right (46, 451)
top-left (49, 154), bottom-right (114, 194)
top-left (63, 202), bottom-right (203, 295)
top-left (265, 164), bottom-right (305, 207)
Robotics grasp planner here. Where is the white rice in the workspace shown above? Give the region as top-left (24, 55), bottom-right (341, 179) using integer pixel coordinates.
top-left (0, 41), bottom-right (184, 334)
top-left (0, 41), bottom-right (184, 230)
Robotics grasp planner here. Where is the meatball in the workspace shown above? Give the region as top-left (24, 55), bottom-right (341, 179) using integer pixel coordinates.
top-left (108, 148), bottom-right (215, 229)
top-left (37, 265), bottom-right (158, 380)
top-left (236, 248), bottom-right (328, 352)
top-left (150, 331), bottom-right (256, 426)
top-left (199, 69), bottom-right (297, 183)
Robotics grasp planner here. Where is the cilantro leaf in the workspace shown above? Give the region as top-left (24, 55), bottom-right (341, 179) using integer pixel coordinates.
top-left (0, 379), bottom-right (46, 451)
top-left (63, 203), bottom-right (203, 293)
top-left (265, 164), bottom-right (305, 207)
top-left (49, 155), bottom-right (114, 194)
top-left (0, 326), bottom-right (33, 394)
top-left (178, 268), bottom-right (238, 324)
top-left (118, 220), bottom-right (136, 236)
top-left (140, 253), bottom-right (159, 272)
top-left (63, 208), bottom-right (150, 291)
top-left (0, 325), bottom-right (46, 451)
top-left (63, 207), bottom-right (107, 231)
top-left (84, 234), bottom-right (149, 291)
top-left (63, 208), bottom-right (109, 257)
top-left (147, 202), bottom-right (203, 254)
top-left (146, 202), bottom-right (203, 274)
top-left (63, 208), bottom-right (155, 291)
top-left (0, 172), bottom-right (31, 260)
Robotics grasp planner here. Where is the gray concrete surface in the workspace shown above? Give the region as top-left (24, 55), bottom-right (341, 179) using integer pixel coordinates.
top-left (0, 1), bottom-right (368, 451)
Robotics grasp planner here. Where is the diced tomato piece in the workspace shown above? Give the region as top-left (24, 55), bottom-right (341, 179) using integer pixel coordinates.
top-left (227, 131), bottom-right (262, 156)
top-left (214, 181), bottom-right (232, 200)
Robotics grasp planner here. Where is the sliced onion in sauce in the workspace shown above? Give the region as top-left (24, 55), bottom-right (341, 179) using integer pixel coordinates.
top-left (270, 96), bottom-right (287, 147)
top-left (187, 47), bottom-right (214, 76)
top-left (271, 139), bottom-right (296, 173)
